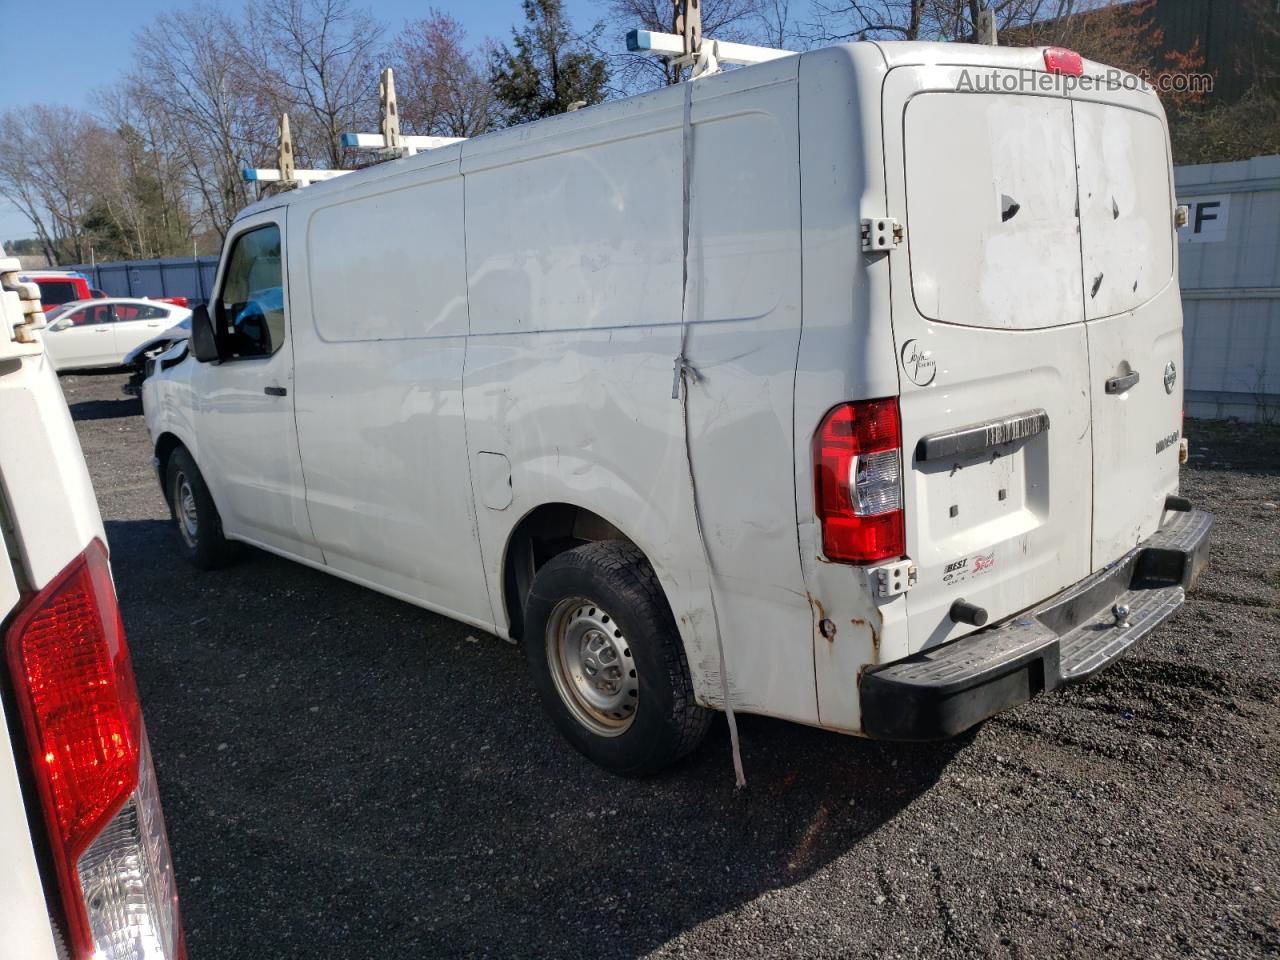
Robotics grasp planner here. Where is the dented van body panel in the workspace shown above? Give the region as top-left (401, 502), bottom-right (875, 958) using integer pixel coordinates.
top-left (143, 40), bottom-right (1205, 748)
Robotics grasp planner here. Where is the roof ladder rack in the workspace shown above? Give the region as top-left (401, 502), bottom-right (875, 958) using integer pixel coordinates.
top-left (627, 0), bottom-right (795, 79)
top-left (242, 114), bottom-right (350, 188)
top-left (341, 68), bottom-right (465, 158)
top-left (242, 68), bottom-right (466, 190)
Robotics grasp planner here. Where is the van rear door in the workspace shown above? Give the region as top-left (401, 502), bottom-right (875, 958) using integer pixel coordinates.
top-left (1071, 85), bottom-right (1183, 568)
top-left (882, 65), bottom-right (1095, 652)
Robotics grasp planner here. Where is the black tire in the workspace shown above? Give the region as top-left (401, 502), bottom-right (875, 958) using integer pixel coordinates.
top-left (165, 447), bottom-right (238, 570)
top-left (524, 540), bottom-right (712, 776)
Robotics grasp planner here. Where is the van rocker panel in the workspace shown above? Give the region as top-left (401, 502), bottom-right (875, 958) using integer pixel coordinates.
top-left (859, 509), bottom-right (1213, 741)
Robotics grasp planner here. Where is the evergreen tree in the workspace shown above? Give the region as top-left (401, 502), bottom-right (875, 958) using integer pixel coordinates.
top-left (491, 0), bottom-right (609, 125)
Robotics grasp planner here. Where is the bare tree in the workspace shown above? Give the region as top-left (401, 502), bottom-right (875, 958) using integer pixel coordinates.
top-left (249, 0), bottom-right (384, 170)
top-left (131, 5), bottom-right (275, 242)
top-left (389, 11), bottom-right (499, 138)
top-left (808, 0), bottom-right (1080, 44)
top-left (757, 0), bottom-right (799, 47)
top-left (0, 107), bottom-right (103, 264)
top-left (93, 81), bottom-right (197, 258)
top-left (0, 113), bottom-right (61, 263)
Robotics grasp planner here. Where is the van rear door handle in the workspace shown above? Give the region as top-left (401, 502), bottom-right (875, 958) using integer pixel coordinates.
top-left (1105, 370), bottom-right (1140, 394)
top-left (264, 386), bottom-right (287, 397)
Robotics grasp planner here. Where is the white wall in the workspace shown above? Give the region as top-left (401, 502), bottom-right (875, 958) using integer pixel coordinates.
top-left (1176, 154), bottom-right (1280, 423)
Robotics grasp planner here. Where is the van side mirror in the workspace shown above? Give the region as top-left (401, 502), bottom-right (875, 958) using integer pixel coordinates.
top-left (190, 304), bottom-right (220, 363)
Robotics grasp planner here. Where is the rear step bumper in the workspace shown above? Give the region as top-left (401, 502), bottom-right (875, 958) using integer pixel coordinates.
top-left (859, 509), bottom-right (1213, 741)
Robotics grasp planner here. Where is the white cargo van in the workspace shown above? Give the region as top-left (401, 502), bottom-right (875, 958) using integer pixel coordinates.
top-left (143, 41), bottom-right (1211, 775)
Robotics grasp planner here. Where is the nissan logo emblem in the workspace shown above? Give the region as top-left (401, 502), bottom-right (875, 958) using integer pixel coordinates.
top-left (1163, 361), bottom-right (1177, 394)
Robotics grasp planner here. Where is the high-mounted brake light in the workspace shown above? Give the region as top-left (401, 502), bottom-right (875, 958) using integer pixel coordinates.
top-left (814, 399), bottom-right (906, 565)
top-left (1043, 47), bottom-right (1084, 76)
top-left (5, 540), bottom-right (184, 960)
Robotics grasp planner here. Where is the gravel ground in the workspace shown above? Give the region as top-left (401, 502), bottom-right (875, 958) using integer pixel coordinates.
top-left (60, 370), bottom-right (1279, 959)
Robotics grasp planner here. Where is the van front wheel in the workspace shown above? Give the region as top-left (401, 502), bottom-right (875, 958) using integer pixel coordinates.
top-left (166, 447), bottom-right (238, 570)
top-left (523, 541), bottom-right (712, 776)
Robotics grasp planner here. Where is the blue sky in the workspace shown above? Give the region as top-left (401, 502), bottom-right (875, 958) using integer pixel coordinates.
top-left (0, 0), bottom-right (600, 242)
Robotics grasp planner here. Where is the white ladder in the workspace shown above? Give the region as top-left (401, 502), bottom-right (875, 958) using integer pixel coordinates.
top-left (242, 68), bottom-right (466, 189)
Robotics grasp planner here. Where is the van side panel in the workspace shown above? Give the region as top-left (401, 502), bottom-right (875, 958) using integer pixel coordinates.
top-left (792, 44), bottom-right (900, 733)
top-left (288, 149), bottom-right (495, 626)
top-left (461, 62), bottom-right (819, 723)
top-left (680, 62), bottom-right (814, 721)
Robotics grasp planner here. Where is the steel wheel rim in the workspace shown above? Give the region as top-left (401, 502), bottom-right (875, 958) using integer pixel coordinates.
top-left (545, 596), bottom-right (639, 737)
top-left (175, 473), bottom-right (198, 547)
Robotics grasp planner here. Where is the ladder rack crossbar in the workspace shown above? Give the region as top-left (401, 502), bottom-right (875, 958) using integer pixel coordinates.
top-left (626, 30), bottom-right (795, 66)
top-left (243, 168), bottom-right (351, 185)
top-left (340, 133), bottom-right (466, 151)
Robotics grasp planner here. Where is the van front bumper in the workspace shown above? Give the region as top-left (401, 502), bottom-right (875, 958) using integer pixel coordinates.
top-left (859, 509), bottom-right (1213, 741)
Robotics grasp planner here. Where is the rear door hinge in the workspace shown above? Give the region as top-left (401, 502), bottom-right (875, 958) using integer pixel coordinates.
top-left (870, 559), bottom-right (917, 598)
top-left (861, 217), bottom-right (903, 253)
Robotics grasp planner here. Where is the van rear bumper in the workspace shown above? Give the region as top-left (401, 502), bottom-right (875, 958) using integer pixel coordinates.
top-left (859, 509), bottom-right (1213, 741)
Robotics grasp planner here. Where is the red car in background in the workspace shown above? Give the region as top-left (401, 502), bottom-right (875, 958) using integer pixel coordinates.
top-left (18, 273), bottom-right (189, 310)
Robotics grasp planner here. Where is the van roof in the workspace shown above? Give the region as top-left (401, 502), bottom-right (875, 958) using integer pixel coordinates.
top-left (233, 39), bottom-right (1146, 225)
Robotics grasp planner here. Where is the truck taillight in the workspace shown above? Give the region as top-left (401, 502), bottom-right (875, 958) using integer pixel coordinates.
top-left (814, 399), bottom-right (905, 565)
top-left (4, 540), bottom-right (184, 960)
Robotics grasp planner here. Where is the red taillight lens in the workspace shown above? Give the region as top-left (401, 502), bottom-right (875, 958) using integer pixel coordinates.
top-left (1043, 47), bottom-right (1084, 76)
top-left (6, 540), bottom-right (140, 858)
top-left (5, 540), bottom-right (183, 959)
top-left (814, 399), bottom-right (906, 565)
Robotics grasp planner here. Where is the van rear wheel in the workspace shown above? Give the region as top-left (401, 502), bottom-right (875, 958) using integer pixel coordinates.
top-left (166, 447), bottom-right (238, 570)
top-left (523, 540), bottom-right (712, 776)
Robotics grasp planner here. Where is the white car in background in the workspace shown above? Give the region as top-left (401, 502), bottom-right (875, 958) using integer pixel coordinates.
top-left (42, 298), bottom-right (190, 371)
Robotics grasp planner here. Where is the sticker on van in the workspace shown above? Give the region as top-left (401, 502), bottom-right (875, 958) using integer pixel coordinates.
top-left (900, 339), bottom-right (937, 386)
top-left (942, 551), bottom-right (995, 585)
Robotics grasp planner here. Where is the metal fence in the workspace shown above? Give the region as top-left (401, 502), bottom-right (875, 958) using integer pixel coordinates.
top-left (63, 256), bottom-right (220, 307)
top-left (1177, 154), bottom-right (1280, 423)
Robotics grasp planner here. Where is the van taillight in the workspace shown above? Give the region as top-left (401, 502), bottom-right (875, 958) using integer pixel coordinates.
top-left (4, 540), bottom-right (184, 960)
top-left (814, 399), bottom-right (905, 565)
top-left (1043, 47), bottom-right (1084, 76)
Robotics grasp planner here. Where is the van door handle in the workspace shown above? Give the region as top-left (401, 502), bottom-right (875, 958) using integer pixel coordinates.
top-left (1105, 370), bottom-right (1140, 394)
top-left (264, 386), bottom-right (287, 397)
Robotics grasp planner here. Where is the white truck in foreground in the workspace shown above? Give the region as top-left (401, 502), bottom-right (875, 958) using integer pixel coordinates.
top-left (143, 40), bottom-right (1211, 777)
top-left (1, 260), bottom-right (185, 958)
